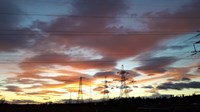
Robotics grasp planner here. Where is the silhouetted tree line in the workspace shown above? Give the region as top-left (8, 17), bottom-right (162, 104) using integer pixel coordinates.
top-left (0, 98), bottom-right (6, 104)
top-left (0, 94), bottom-right (200, 105)
top-left (0, 94), bottom-right (200, 112)
top-left (103, 94), bottom-right (200, 106)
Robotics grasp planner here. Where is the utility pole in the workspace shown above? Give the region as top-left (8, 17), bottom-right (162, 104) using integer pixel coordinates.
top-left (77, 77), bottom-right (84, 103)
top-left (103, 76), bottom-right (109, 101)
top-left (118, 65), bottom-right (129, 98)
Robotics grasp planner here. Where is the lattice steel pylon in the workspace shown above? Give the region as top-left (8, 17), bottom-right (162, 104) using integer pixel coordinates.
top-left (103, 76), bottom-right (109, 101)
top-left (191, 39), bottom-right (200, 69)
top-left (77, 77), bottom-right (84, 103)
top-left (191, 33), bottom-right (200, 56)
top-left (118, 65), bottom-right (129, 98)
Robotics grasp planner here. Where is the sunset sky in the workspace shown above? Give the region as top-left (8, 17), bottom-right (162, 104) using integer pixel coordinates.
top-left (0, 0), bottom-right (200, 104)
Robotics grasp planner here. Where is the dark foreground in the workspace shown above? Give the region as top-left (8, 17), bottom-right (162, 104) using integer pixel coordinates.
top-left (0, 95), bottom-right (200, 112)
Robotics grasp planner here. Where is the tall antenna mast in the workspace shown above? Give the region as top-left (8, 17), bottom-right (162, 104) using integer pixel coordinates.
top-left (118, 65), bottom-right (129, 98)
top-left (77, 77), bottom-right (84, 103)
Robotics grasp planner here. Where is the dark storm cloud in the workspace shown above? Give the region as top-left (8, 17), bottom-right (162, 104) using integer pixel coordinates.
top-left (33, 0), bottom-right (198, 65)
top-left (94, 71), bottom-right (118, 78)
top-left (0, 0), bottom-right (22, 29)
top-left (0, 0), bottom-right (43, 52)
top-left (37, 0), bottom-right (128, 32)
top-left (0, 28), bottom-right (42, 52)
top-left (20, 52), bottom-right (116, 70)
top-left (0, 0), bottom-right (25, 51)
top-left (18, 53), bottom-right (72, 78)
top-left (93, 70), bottom-right (140, 79)
top-left (51, 73), bottom-right (92, 85)
top-left (181, 77), bottom-right (191, 81)
top-left (5, 0), bottom-right (200, 84)
top-left (157, 81), bottom-right (200, 90)
top-left (34, 0), bottom-right (200, 56)
top-left (21, 53), bottom-right (71, 64)
top-left (135, 56), bottom-right (177, 75)
top-left (71, 0), bottom-right (127, 17)
top-left (142, 85), bottom-right (153, 89)
top-left (5, 86), bottom-right (22, 92)
top-left (144, 0), bottom-right (200, 32)
top-left (34, 0), bottom-right (199, 55)
top-left (93, 87), bottom-right (104, 92)
top-left (32, 0), bottom-right (133, 57)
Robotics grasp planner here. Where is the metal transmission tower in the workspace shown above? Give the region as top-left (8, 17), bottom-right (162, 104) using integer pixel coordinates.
top-left (191, 39), bottom-right (200, 70)
top-left (117, 65), bottom-right (129, 98)
top-left (103, 76), bottom-right (109, 101)
top-left (191, 41), bottom-right (200, 56)
top-left (191, 33), bottom-right (200, 56)
top-left (77, 77), bottom-right (84, 103)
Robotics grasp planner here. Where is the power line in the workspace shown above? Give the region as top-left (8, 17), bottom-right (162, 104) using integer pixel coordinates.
top-left (0, 51), bottom-right (195, 58)
top-left (0, 12), bottom-right (200, 19)
top-left (0, 31), bottom-right (198, 37)
top-left (0, 51), bottom-right (193, 59)
top-left (6, 0), bottom-right (200, 8)
top-left (0, 57), bottom-right (199, 64)
top-left (0, 51), bottom-right (192, 57)
top-left (0, 29), bottom-right (198, 32)
top-left (0, 29), bottom-right (198, 38)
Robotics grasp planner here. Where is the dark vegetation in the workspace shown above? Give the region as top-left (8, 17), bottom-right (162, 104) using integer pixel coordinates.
top-left (0, 94), bottom-right (200, 112)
